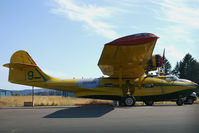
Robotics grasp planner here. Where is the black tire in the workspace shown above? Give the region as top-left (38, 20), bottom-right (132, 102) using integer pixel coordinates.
top-left (144, 100), bottom-right (154, 106)
top-left (124, 96), bottom-right (136, 106)
top-left (176, 99), bottom-right (184, 106)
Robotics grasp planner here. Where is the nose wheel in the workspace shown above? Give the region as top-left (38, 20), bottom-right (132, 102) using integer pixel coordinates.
top-left (176, 98), bottom-right (184, 106)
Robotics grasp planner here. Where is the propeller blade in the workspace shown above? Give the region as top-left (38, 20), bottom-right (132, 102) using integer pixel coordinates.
top-left (162, 48), bottom-right (165, 74)
top-left (162, 48), bottom-right (165, 63)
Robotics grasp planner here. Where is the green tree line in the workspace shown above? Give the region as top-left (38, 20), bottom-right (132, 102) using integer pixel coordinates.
top-left (164, 53), bottom-right (199, 85)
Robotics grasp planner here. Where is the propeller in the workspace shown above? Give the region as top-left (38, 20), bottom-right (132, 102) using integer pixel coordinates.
top-left (162, 48), bottom-right (166, 74)
top-left (162, 48), bottom-right (165, 63)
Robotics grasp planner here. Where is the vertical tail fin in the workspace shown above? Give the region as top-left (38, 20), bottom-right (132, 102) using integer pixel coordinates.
top-left (3, 50), bottom-right (51, 85)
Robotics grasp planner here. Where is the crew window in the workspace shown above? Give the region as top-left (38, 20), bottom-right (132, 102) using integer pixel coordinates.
top-left (144, 84), bottom-right (154, 88)
top-left (166, 75), bottom-right (178, 81)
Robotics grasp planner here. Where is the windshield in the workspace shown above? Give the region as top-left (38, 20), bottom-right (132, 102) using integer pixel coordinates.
top-left (165, 75), bottom-right (178, 81)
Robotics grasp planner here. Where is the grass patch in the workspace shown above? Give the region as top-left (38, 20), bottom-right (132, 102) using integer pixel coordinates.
top-left (0, 96), bottom-right (112, 107)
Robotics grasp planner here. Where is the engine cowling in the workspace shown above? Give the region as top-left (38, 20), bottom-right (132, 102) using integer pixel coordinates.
top-left (147, 54), bottom-right (163, 71)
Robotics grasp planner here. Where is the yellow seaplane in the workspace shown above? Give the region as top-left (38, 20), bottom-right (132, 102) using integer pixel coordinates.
top-left (3, 33), bottom-right (198, 106)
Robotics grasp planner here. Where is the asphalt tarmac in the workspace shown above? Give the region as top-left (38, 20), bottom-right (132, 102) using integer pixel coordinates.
top-left (0, 104), bottom-right (199, 133)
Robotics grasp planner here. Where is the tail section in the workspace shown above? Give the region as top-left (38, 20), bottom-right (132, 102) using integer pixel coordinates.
top-left (3, 50), bottom-right (51, 85)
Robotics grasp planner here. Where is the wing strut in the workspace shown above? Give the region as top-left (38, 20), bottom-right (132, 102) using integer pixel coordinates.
top-left (119, 67), bottom-right (124, 96)
top-left (119, 66), bottom-right (136, 97)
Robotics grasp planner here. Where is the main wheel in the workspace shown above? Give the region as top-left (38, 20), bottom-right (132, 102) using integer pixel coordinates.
top-left (144, 100), bottom-right (154, 106)
top-left (124, 96), bottom-right (136, 106)
top-left (176, 98), bottom-right (184, 106)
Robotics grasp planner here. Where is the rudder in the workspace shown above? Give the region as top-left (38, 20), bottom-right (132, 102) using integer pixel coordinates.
top-left (3, 50), bottom-right (51, 84)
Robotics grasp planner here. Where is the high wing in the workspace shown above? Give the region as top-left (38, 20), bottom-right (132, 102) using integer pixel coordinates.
top-left (98, 33), bottom-right (159, 78)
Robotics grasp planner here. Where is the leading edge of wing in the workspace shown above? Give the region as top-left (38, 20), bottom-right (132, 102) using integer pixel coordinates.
top-left (105, 33), bottom-right (159, 46)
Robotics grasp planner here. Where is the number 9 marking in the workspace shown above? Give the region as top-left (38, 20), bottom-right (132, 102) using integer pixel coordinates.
top-left (28, 71), bottom-right (34, 80)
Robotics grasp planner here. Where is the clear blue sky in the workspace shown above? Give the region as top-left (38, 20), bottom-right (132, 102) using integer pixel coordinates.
top-left (1, 0), bottom-right (199, 90)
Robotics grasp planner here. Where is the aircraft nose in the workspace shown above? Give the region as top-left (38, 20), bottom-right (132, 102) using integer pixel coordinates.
top-left (194, 83), bottom-right (199, 90)
top-left (191, 81), bottom-right (198, 86)
top-left (191, 81), bottom-right (198, 89)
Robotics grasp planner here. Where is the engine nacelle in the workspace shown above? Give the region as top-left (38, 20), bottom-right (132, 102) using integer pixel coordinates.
top-left (147, 54), bottom-right (163, 71)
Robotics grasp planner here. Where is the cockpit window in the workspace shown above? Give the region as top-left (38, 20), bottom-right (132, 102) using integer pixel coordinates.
top-left (166, 75), bottom-right (178, 81)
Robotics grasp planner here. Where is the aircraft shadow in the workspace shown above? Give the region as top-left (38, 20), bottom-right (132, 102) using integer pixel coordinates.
top-left (44, 105), bottom-right (114, 118)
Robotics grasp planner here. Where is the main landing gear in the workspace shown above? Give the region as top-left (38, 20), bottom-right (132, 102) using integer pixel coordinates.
top-left (118, 80), bottom-right (136, 107)
top-left (119, 96), bottom-right (136, 107)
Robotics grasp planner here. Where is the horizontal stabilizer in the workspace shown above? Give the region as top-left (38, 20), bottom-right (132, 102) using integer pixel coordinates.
top-left (3, 63), bottom-right (37, 69)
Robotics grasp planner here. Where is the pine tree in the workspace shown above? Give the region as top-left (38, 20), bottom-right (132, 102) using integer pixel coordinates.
top-left (190, 61), bottom-right (199, 85)
top-left (172, 62), bottom-right (180, 77)
top-left (178, 53), bottom-right (199, 84)
top-left (163, 58), bottom-right (171, 75)
top-left (179, 53), bottom-right (194, 79)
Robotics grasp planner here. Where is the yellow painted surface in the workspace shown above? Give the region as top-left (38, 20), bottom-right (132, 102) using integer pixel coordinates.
top-left (98, 40), bottom-right (157, 78)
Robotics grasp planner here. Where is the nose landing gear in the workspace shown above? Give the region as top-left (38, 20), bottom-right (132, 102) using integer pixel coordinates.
top-left (176, 98), bottom-right (184, 106)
